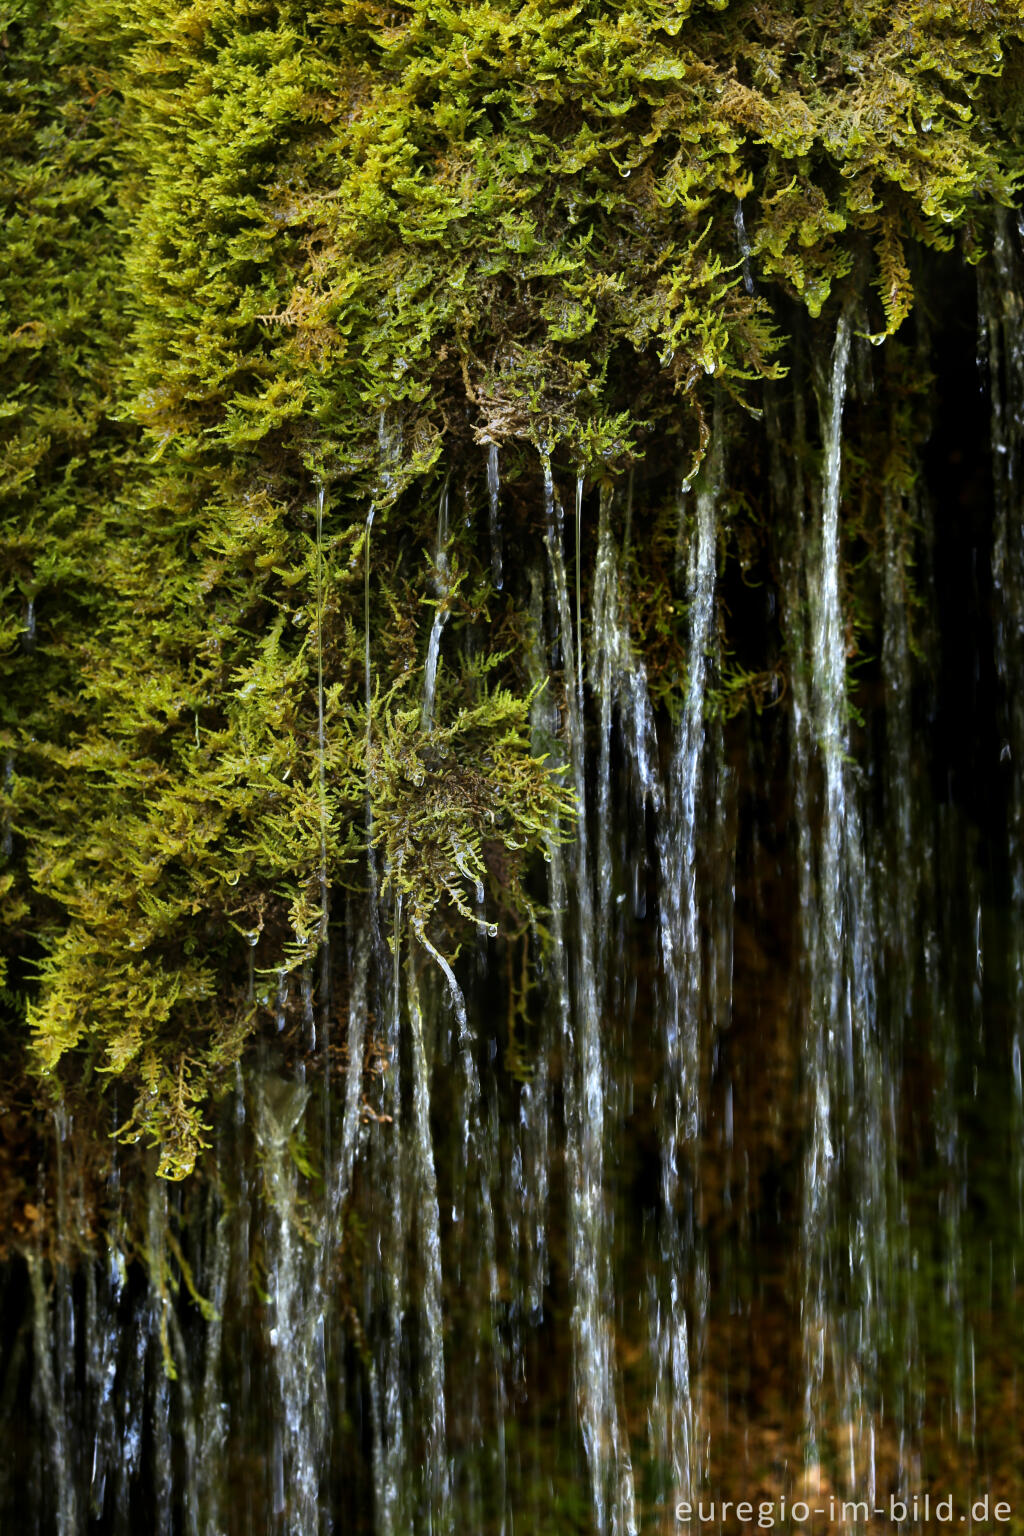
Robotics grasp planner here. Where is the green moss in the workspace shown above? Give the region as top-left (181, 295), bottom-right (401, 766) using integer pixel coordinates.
top-left (2, 0), bottom-right (1023, 1174)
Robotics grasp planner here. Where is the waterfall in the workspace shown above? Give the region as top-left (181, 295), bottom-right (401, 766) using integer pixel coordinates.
top-left (9, 281), bottom-right (1024, 1536)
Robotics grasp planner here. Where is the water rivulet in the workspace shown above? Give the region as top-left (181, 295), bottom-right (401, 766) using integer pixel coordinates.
top-left (6, 257), bottom-right (1024, 1534)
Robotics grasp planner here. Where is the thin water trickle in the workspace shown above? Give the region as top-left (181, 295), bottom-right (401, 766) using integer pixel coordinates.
top-left (28, 1250), bottom-right (77, 1536)
top-left (798, 314), bottom-right (894, 1498)
top-left (254, 1076), bottom-right (321, 1536)
top-left (575, 473), bottom-right (585, 704)
top-left (313, 487), bottom-right (333, 1123)
top-left (734, 199), bottom-right (754, 294)
top-left (980, 213), bottom-right (1024, 1245)
top-left (487, 442), bottom-right (503, 590)
top-left (315, 483), bottom-right (330, 961)
top-left (542, 452), bottom-right (637, 1536)
top-left (801, 316), bottom-right (853, 1471)
top-left (648, 437), bottom-right (719, 1512)
top-left (421, 479), bottom-right (450, 734)
top-left (589, 481), bottom-right (661, 1022)
top-left (364, 503), bottom-right (377, 762)
top-left (406, 959), bottom-right (451, 1525)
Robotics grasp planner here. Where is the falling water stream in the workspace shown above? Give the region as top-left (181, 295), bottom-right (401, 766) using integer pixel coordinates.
top-left (6, 290), bottom-right (1024, 1535)
top-left (421, 480), bottom-right (451, 735)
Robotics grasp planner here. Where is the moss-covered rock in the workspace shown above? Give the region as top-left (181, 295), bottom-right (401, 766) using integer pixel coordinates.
top-left (2, 0), bottom-right (1022, 1174)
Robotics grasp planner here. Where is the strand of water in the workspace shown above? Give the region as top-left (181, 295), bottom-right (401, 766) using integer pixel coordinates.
top-left (878, 469), bottom-right (926, 1492)
top-left (589, 480), bottom-right (661, 1034)
top-left (800, 314), bottom-right (890, 1500)
top-left (146, 1178), bottom-right (173, 1536)
top-left (801, 317), bottom-right (852, 1477)
top-left (648, 445), bottom-right (718, 1509)
top-left (197, 1197), bottom-right (229, 1536)
top-left (421, 479), bottom-right (450, 734)
top-left (368, 897), bottom-right (409, 1536)
top-left (337, 917), bottom-right (369, 1214)
top-left (315, 483), bottom-right (330, 955)
top-left (487, 442), bottom-right (503, 590)
top-left (27, 1251), bottom-right (77, 1536)
top-left (734, 199), bottom-right (754, 295)
top-left (541, 451), bottom-right (636, 1536)
top-left (254, 1076), bottom-right (321, 1535)
top-left (980, 213), bottom-right (1024, 1235)
top-left (406, 949), bottom-right (451, 1528)
top-left (83, 1235), bottom-right (123, 1523)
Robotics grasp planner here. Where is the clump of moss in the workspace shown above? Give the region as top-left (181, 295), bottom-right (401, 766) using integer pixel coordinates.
top-left (371, 686), bottom-right (575, 938)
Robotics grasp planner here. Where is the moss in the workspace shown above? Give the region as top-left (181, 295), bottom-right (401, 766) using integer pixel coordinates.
top-left (2, 0), bottom-right (1023, 1174)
